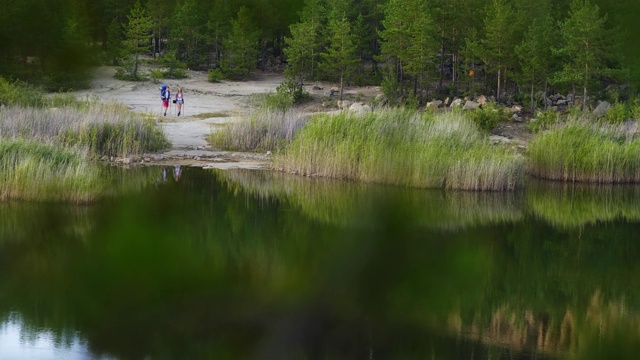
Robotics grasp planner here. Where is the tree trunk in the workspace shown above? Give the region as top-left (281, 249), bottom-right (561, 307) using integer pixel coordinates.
top-left (497, 66), bottom-right (501, 102)
top-left (339, 71), bottom-right (344, 101)
top-left (583, 62), bottom-right (589, 110)
top-left (531, 80), bottom-right (535, 114)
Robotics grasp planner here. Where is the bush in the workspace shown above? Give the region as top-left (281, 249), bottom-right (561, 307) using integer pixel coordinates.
top-left (604, 102), bottom-right (630, 124)
top-left (263, 81), bottom-right (310, 111)
top-left (468, 102), bottom-right (508, 131)
top-left (527, 109), bottom-right (561, 133)
top-left (208, 68), bottom-right (225, 83)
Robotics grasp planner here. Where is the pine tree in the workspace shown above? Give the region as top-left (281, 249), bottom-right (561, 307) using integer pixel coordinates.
top-left (224, 7), bottom-right (260, 78)
top-left (321, 11), bottom-right (358, 100)
top-left (123, 1), bottom-right (153, 80)
top-left (515, 15), bottom-right (555, 112)
top-left (554, 0), bottom-right (614, 109)
top-left (482, 0), bottom-right (517, 101)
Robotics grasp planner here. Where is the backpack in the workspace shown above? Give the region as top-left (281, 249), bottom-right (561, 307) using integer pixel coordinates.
top-left (160, 85), bottom-right (167, 100)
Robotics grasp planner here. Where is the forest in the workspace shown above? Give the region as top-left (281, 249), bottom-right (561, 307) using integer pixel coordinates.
top-left (1, 0), bottom-right (639, 108)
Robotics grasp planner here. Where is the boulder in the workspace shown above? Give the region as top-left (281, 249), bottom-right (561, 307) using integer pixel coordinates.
top-left (512, 113), bottom-right (524, 122)
top-left (426, 100), bottom-right (443, 109)
top-left (444, 97), bottom-right (451, 106)
top-left (592, 101), bottom-right (611, 117)
top-left (476, 95), bottom-right (487, 105)
top-left (450, 98), bottom-right (464, 108)
top-left (337, 100), bottom-right (353, 109)
top-left (349, 102), bottom-right (370, 113)
top-left (556, 99), bottom-right (568, 106)
top-left (510, 105), bottom-right (522, 113)
top-left (463, 100), bottom-right (480, 110)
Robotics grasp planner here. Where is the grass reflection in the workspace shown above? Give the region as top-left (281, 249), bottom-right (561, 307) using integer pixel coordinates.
top-left (526, 180), bottom-right (640, 228)
top-left (217, 169), bottom-right (524, 230)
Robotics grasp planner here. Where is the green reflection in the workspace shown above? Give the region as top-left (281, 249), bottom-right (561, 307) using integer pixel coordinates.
top-left (0, 167), bottom-right (638, 359)
top-left (526, 180), bottom-right (640, 228)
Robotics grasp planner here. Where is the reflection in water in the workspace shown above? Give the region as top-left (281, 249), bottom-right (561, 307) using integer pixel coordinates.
top-left (0, 167), bottom-right (639, 359)
top-left (0, 314), bottom-right (101, 360)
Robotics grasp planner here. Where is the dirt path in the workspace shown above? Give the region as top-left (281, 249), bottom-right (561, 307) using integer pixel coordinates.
top-left (73, 66), bottom-right (282, 169)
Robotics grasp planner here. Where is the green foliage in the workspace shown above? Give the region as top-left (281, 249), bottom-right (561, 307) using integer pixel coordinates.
top-left (553, 0), bottom-right (613, 106)
top-left (320, 9), bottom-right (359, 100)
top-left (284, 4), bottom-right (323, 90)
top-left (208, 68), bottom-right (226, 83)
top-left (223, 7), bottom-right (260, 79)
top-left (276, 110), bottom-right (525, 190)
top-left (468, 102), bottom-right (508, 131)
top-left (528, 120), bottom-right (640, 182)
top-left (119, 1), bottom-right (153, 81)
top-left (0, 78), bottom-right (46, 107)
top-left (160, 51), bottom-right (188, 79)
top-left (604, 102), bottom-right (631, 124)
top-left (527, 109), bottom-right (561, 133)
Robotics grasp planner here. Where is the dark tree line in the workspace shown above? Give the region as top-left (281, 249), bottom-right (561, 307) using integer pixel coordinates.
top-left (1, 0), bottom-right (639, 105)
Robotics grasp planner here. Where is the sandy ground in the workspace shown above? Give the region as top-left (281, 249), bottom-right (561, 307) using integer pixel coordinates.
top-left (73, 65), bottom-right (384, 170)
top-left (73, 66), bottom-right (284, 169)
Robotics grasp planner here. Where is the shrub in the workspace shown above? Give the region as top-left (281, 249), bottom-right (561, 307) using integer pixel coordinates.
top-left (468, 102), bottom-right (508, 131)
top-left (527, 109), bottom-right (561, 133)
top-left (208, 68), bottom-right (225, 83)
top-left (604, 102), bottom-right (630, 124)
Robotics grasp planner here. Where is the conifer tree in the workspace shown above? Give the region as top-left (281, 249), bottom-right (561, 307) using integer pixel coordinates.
top-left (554, 0), bottom-right (614, 109)
top-left (123, 1), bottom-right (153, 80)
top-left (482, 0), bottom-right (516, 101)
top-left (515, 15), bottom-right (555, 112)
top-left (224, 7), bottom-right (260, 78)
top-left (321, 11), bottom-right (358, 100)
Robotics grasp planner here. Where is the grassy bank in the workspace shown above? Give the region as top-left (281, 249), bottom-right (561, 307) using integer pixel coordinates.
top-left (274, 110), bottom-right (525, 191)
top-left (528, 120), bottom-right (640, 183)
top-left (0, 103), bottom-right (170, 157)
top-left (209, 109), bottom-right (308, 152)
top-left (0, 139), bottom-right (102, 203)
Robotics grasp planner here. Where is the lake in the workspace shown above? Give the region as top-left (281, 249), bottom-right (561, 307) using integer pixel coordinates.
top-left (1, 166), bottom-right (639, 359)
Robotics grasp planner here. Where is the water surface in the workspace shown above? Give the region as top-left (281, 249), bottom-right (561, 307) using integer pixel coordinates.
top-left (1, 167), bottom-right (639, 359)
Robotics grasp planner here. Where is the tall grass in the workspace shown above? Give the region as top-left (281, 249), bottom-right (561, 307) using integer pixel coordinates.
top-left (528, 119), bottom-right (640, 183)
top-left (275, 110), bottom-right (525, 191)
top-left (209, 109), bottom-right (309, 152)
top-left (0, 139), bottom-right (102, 203)
top-left (0, 103), bottom-right (170, 157)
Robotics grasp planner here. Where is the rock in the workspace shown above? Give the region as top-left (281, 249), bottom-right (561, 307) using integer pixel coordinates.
top-left (143, 157), bottom-right (151, 162)
top-left (476, 95), bottom-right (487, 105)
top-left (489, 135), bottom-right (511, 145)
top-left (122, 158), bottom-right (131, 164)
top-left (567, 93), bottom-right (575, 102)
top-left (426, 100), bottom-right (443, 109)
top-left (512, 113), bottom-right (524, 122)
top-left (621, 120), bottom-right (638, 136)
top-left (349, 102), bottom-right (370, 113)
top-left (510, 105), bottom-right (522, 113)
top-left (312, 85), bottom-right (323, 90)
top-left (323, 90), bottom-right (334, 97)
top-left (337, 100), bottom-right (353, 109)
top-left (444, 97), bottom-right (451, 106)
top-left (545, 97), bottom-right (553, 107)
top-left (556, 99), bottom-right (568, 106)
top-left (463, 100), bottom-right (480, 110)
top-left (266, 151), bottom-right (272, 156)
top-left (450, 98), bottom-right (464, 108)
top-left (592, 101), bottom-right (611, 117)
top-left (100, 156), bottom-right (108, 161)
top-left (110, 156), bottom-right (115, 162)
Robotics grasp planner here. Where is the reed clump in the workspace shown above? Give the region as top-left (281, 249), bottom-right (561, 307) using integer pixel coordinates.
top-left (0, 103), bottom-right (170, 157)
top-left (528, 119), bottom-right (640, 183)
top-left (274, 110), bottom-right (525, 191)
top-left (209, 109), bottom-right (309, 152)
top-left (0, 139), bottom-right (102, 203)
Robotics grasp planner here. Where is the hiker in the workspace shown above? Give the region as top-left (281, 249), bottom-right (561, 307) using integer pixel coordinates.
top-left (173, 165), bottom-right (182, 182)
top-left (174, 87), bottom-right (184, 116)
top-left (161, 85), bottom-right (171, 116)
